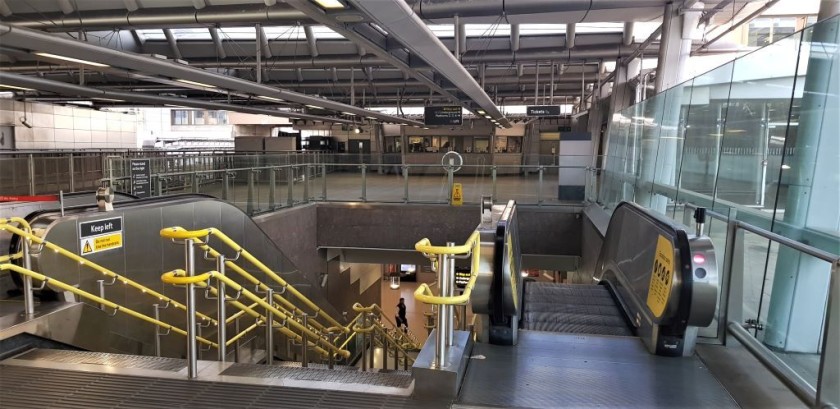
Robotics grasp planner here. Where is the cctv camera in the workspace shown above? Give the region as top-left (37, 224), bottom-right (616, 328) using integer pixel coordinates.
top-left (19, 116), bottom-right (32, 128)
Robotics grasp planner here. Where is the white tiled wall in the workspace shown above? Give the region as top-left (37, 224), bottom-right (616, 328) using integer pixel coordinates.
top-left (0, 100), bottom-right (139, 150)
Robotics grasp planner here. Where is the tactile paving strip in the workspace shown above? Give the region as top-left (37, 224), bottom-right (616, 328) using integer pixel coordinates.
top-left (221, 363), bottom-right (413, 388)
top-left (14, 349), bottom-right (186, 372)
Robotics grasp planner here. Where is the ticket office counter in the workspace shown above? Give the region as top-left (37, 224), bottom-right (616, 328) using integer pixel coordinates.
top-left (403, 135), bottom-right (523, 175)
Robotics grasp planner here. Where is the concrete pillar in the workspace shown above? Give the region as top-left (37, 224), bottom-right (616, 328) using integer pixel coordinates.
top-left (766, 5), bottom-right (839, 353)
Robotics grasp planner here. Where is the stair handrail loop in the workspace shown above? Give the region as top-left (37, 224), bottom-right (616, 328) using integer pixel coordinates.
top-left (161, 269), bottom-right (351, 359)
top-left (160, 226), bottom-right (347, 334)
top-left (413, 230), bottom-right (482, 306)
top-left (0, 220), bottom-right (217, 325)
top-left (0, 263), bottom-right (218, 348)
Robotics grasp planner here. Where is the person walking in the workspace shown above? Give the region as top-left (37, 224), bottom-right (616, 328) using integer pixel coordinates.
top-left (396, 297), bottom-right (408, 333)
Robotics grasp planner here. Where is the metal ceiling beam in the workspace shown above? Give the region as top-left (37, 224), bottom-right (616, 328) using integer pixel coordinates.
top-left (283, 0), bottom-right (464, 112)
top-left (411, 0), bottom-right (668, 20)
top-left (163, 29), bottom-right (183, 60)
top-left (303, 25), bottom-right (319, 57)
top-left (3, 4), bottom-right (317, 31)
top-left (461, 44), bottom-right (645, 63)
top-left (0, 71), bottom-right (358, 124)
top-left (208, 27), bottom-right (226, 59)
top-left (0, 23), bottom-right (424, 126)
top-left (347, 0), bottom-right (510, 126)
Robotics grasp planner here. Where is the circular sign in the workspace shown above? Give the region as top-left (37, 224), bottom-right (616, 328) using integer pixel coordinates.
top-left (441, 151), bottom-right (463, 173)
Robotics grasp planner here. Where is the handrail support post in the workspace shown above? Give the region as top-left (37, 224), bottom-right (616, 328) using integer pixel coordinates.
top-left (216, 255), bottom-right (227, 362)
top-left (264, 287), bottom-right (274, 365)
top-left (22, 234), bottom-right (34, 316)
top-left (185, 239), bottom-right (198, 379)
top-left (301, 313), bottom-right (309, 368)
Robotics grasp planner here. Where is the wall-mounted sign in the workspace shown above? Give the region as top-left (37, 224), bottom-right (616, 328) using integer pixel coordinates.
top-left (527, 105), bottom-right (562, 117)
top-left (79, 216), bottom-right (123, 256)
top-left (424, 106), bottom-right (462, 126)
top-left (130, 159), bottom-right (151, 198)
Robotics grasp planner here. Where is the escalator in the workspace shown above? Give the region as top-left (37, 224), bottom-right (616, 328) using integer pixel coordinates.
top-left (2, 193), bottom-right (349, 360)
top-left (476, 200), bottom-right (718, 357)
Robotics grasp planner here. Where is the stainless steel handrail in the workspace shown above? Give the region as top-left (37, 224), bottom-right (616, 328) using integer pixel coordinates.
top-left (678, 201), bottom-right (839, 408)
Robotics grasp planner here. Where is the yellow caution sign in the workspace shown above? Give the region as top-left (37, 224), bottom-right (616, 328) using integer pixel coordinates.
top-left (451, 183), bottom-right (463, 206)
top-left (647, 235), bottom-right (675, 318)
top-left (81, 233), bottom-right (123, 255)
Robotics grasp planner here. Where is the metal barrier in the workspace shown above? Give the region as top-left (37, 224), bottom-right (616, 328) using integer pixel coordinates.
top-left (680, 202), bottom-right (839, 408)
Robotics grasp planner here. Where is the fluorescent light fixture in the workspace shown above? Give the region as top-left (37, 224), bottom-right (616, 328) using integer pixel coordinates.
top-left (34, 52), bottom-right (109, 67)
top-left (94, 97), bottom-right (125, 102)
top-left (342, 112), bottom-right (356, 116)
top-left (781, 164), bottom-right (791, 170)
top-left (306, 104), bottom-right (323, 109)
top-left (484, 115), bottom-right (492, 119)
top-left (0, 84), bottom-right (33, 91)
top-left (423, 127), bottom-right (430, 130)
top-left (177, 79), bottom-right (214, 88)
top-left (257, 95), bottom-right (283, 102)
top-left (366, 116), bottom-right (377, 120)
top-left (476, 109), bottom-right (486, 115)
top-left (313, 0), bottom-right (345, 9)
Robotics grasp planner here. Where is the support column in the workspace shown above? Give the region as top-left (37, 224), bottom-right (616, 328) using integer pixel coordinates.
top-left (654, 2), bottom-right (703, 93)
top-left (766, 5), bottom-right (839, 353)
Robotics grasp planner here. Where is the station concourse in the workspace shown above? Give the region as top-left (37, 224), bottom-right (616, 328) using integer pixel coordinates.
top-left (0, 1), bottom-right (838, 408)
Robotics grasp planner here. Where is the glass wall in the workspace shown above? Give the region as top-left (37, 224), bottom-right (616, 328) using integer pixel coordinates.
top-left (597, 16), bottom-right (840, 392)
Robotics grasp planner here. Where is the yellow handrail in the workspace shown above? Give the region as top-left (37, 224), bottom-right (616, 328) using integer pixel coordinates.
top-left (226, 302), bottom-right (260, 324)
top-left (351, 303), bottom-right (421, 350)
top-left (413, 230), bottom-right (482, 306)
top-left (0, 222), bottom-right (218, 326)
top-left (351, 318), bottom-right (415, 364)
top-left (0, 252), bottom-right (22, 263)
top-left (0, 263), bottom-right (217, 348)
top-left (226, 320), bottom-right (261, 347)
top-left (187, 237), bottom-right (321, 333)
top-left (160, 226), bottom-right (346, 333)
top-left (161, 269), bottom-right (348, 358)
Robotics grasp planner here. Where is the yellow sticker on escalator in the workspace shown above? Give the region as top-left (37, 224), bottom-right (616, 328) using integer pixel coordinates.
top-left (647, 235), bottom-right (674, 318)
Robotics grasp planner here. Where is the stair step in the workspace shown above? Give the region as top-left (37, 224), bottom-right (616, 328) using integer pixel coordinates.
top-left (221, 362), bottom-right (414, 389)
top-left (11, 349), bottom-right (186, 372)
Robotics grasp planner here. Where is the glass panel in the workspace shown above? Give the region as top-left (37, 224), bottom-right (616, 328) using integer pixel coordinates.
top-left (675, 62), bottom-right (735, 210)
top-left (650, 81), bottom-right (694, 216)
top-left (714, 29), bottom-right (803, 227)
top-left (632, 92), bottom-right (668, 209)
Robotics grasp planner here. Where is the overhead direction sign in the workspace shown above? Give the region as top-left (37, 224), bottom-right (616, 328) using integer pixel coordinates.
top-left (424, 106), bottom-right (462, 126)
top-left (526, 105), bottom-right (562, 117)
top-left (79, 216), bottom-right (123, 256)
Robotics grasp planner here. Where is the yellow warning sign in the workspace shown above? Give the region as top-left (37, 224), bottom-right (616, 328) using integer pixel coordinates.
top-left (80, 232), bottom-right (122, 255)
top-left (451, 183), bottom-right (463, 206)
top-left (647, 235), bottom-right (675, 318)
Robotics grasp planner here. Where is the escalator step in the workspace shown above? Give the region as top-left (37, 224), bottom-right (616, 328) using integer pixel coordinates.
top-left (523, 312), bottom-right (628, 328)
top-left (524, 321), bottom-right (633, 336)
top-left (523, 302), bottom-right (623, 316)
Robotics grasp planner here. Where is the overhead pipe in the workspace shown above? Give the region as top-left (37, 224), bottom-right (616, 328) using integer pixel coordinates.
top-left (0, 23), bottom-right (424, 126)
top-left (303, 25), bottom-right (319, 57)
top-left (258, 24), bottom-right (273, 59)
top-left (0, 71), bottom-right (357, 124)
top-left (208, 27), bottom-right (226, 59)
top-left (623, 22), bottom-right (635, 45)
top-left (566, 23), bottom-right (576, 48)
top-left (510, 23), bottom-right (520, 51)
top-left (347, 0), bottom-right (510, 126)
top-left (163, 28), bottom-right (183, 60)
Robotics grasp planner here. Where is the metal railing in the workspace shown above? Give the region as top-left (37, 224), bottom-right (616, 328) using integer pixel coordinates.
top-left (679, 202), bottom-right (839, 408)
top-left (413, 230), bottom-right (482, 369)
